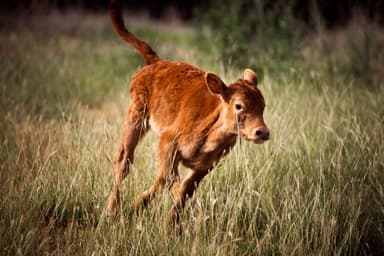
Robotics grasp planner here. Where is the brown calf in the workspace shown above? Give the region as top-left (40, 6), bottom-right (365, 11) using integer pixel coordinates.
top-left (106, 0), bottom-right (270, 221)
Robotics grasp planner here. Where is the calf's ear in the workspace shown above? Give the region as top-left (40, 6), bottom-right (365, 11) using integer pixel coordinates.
top-left (204, 73), bottom-right (227, 97)
top-left (244, 68), bottom-right (258, 86)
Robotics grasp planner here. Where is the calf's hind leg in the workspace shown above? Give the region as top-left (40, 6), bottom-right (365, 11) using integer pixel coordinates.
top-left (106, 104), bottom-right (148, 219)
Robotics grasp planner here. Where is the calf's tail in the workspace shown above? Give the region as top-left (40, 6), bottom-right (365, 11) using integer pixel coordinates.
top-left (109, 0), bottom-right (160, 65)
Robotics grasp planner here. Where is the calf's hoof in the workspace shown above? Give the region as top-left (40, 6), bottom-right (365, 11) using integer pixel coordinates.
top-left (106, 193), bottom-right (120, 221)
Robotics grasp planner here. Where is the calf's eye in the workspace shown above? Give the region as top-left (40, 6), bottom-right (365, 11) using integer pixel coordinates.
top-left (235, 104), bottom-right (243, 111)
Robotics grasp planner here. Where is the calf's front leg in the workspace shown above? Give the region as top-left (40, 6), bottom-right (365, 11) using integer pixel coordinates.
top-left (131, 132), bottom-right (180, 209)
top-left (170, 169), bottom-right (209, 222)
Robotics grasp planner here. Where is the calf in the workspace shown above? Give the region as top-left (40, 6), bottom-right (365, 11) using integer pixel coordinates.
top-left (106, 0), bottom-right (270, 221)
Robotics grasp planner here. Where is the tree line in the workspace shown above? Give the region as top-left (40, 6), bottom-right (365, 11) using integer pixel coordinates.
top-left (1, 0), bottom-right (383, 27)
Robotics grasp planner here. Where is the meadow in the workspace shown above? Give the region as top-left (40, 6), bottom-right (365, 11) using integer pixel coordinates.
top-left (0, 11), bottom-right (383, 255)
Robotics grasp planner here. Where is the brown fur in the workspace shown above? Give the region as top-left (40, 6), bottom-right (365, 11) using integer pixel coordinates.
top-left (107, 0), bottom-right (270, 221)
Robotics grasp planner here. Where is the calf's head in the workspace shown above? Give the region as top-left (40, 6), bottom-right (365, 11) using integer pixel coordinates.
top-left (204, 69), bottom-right (269, 144)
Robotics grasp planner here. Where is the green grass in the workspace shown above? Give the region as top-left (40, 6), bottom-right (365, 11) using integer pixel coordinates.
top-left (1, 12), bottom-right (383, 255)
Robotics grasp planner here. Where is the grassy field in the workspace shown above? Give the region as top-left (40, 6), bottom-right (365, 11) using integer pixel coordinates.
top-left (1, 12), bottom-right (383, 255)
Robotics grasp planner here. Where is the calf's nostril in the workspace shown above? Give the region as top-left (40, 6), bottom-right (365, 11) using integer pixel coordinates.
top-left (255, 128), bottom-right (270, 140)
top-left (255, 130), bottom-right (263, 136)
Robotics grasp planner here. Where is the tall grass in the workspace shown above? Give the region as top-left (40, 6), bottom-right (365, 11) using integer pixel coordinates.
top-left (1, 12), bottom-right (383, 255)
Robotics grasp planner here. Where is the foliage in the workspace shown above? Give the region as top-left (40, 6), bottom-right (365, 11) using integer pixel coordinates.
top-left (197, 0), bottom-right (305, 73)
top-left (197, 0), bottom-right (384, 88)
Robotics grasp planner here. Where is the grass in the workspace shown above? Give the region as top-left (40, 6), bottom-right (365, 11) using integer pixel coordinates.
top-left (1, 12), bottom-right (383, 255)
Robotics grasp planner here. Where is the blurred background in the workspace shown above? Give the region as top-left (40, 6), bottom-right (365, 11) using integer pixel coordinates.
top-left (2, 0), bottom-right (383, 85)
top-left (1, 0), bottom-right (384, 26)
